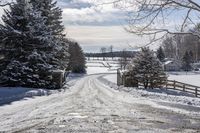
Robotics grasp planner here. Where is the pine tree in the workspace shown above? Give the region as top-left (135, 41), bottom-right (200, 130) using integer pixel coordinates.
top-left (68, 41), bottom-right (86, 73)
top-left (182, 51), bottom-right (192, 71)
top-left (31, 0), bottom-right (64, 37)
top-left (189, 50), bottom-right (194, 63)
top-left (30, 0), bottom-right (69, 70)
top-left (132, 47), bottom-right (167, 89)
top-left (0, 0), bottom-right (61, 88)
top-left (156, 46), bottom-right (165, 62)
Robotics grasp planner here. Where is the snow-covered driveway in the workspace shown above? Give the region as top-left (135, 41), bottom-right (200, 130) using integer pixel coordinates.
top-left (0, 74), bottom-right (200, 133)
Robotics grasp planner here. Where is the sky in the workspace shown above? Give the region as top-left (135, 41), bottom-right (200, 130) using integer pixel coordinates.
top-left (58, 0), bottom-right (157, 52)
top-left (0, 0), bottom-right (171, 52)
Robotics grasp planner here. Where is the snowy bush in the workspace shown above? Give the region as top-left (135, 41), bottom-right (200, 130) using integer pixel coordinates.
top-left (129, 47), bottom-right (167, 89)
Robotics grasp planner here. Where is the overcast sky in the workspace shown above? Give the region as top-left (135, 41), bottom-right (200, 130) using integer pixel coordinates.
top-left (0, 0), bottom-right (162, 52)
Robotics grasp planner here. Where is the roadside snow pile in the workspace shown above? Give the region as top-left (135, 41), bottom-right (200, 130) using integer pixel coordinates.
top-left (100, 75), bottom-right (200, 107)
top-left (25, 89), bottom-right (49, 97)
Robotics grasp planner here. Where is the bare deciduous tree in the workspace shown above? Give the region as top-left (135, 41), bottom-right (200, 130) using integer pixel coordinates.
top-left (98, 0), bottom-right (200, 44)
top-left (100, 47), bottom-right (107, 61)
top-left (119, 49), bottom-right (129, 70)
top-left (108, 45), bottom-right (114, 60)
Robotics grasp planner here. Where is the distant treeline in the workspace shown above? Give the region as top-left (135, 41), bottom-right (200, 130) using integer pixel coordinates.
top-left (85, 51), bottom-right (137, 58)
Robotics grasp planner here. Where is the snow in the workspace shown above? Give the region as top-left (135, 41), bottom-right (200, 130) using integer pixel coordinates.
top-left (0, 87), bottom-right (64, 106)
top-left (86, 67), bottom-right (116, 75)
top-left (0, 58), bottom-right (200, 132)
top-left (100, 74), bottom-right (200, 107)
top-left (164, 60), bottom-right (173, 65)
top-left (86, 62), bottom-right (104, 67)
top-left (87, 59), bottom-right (120, 68)
top-left (102, 61), bottom-right (110, 67)
top-left (104, 74), bottom-right (117, 84)
top-left (0, 70), bottom-right (200, 132)
top-left (168, 72), bottom-right (200, 87)
top-left (86, 59), bottom-right (119, 75)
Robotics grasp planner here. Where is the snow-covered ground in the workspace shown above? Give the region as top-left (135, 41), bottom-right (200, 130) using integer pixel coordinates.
top-left (86, 59), bottom-right (119, 75)
top-left (0, 73), bottom-right (200, 132)
top-left (104, 74), bottom-right (117, 84)
top-left (168, 72), bottom-right (200, 87)
top-left (103, 71), bottom-right (200, 87)
top-left (86, 67), bottom-right (117, 75)
top-left (0, 87), bottom-right (66, 106)
top-left (0, 61), bottom-right (200, 132)
top-left (101, 74), bottom-right (200, 107)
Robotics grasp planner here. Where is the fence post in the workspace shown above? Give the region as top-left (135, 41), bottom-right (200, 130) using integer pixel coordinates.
top-left (195, 88), bottom-right (198, 97)
top-left (183, 85), bottom-right (185, 92)
top-left (173, 80), bottom-right (176, 89)
top-left (117, 69), bottom-right (120, 86)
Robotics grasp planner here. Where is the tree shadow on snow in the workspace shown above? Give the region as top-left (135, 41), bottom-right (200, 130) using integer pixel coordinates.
top-left (0, 87), bottom-right (51, 106)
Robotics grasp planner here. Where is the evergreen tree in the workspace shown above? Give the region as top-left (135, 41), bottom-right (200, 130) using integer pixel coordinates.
top-left (31, 0), bottom-right (64, 37)
top-left (0, 0), bottom-right (62, 88)
top-left (182, 51), bottom-right (192, 71)
top-left (189, 50), bottom-right (194, 63)
top-left (156, 46), bottom-right (165, 62)
top-left (68, 41), bottom-right (86, 73)
top-left (132, 47), bottom-right (167, 89)
top-left (31, 0), bottom-right (69, 70)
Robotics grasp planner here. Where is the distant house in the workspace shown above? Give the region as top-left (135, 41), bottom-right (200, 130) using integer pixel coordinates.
top-left (164, 59), bottom-right (182, 71)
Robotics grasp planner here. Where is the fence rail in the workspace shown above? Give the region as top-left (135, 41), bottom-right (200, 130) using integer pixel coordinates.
top-left (166, 80), bottom-right (199, 97)
top-left (117, 69), bottom-right (200, 98)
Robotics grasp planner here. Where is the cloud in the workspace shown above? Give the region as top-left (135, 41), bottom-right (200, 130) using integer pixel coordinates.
top-left (65, 26), bottom-right (159, 52)
top-left (58, 0), bottom-right (92, 9)
top-left (0, 0), bottom-right (155, 52)
top-left (58, 0), bottom-right (128, 26)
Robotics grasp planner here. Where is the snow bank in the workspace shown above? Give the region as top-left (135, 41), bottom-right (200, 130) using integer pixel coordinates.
top-left (0, 87), bottom-right (65, 106)
top-left (100, 75), bottom-right (200, 107)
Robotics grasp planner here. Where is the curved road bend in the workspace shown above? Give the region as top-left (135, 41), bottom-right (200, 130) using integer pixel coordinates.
top-left (0, 74), bottom-right (200, 133)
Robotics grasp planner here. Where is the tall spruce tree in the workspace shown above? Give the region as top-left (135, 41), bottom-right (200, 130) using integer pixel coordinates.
top-left (0, 0), bottom-right (62, 88)
top-left (132, 47), bottom-right (167, 89)
top-left (68, 41), bottom-right (86, 73)
top-left (31, 0), bottom-right (64, 37)
top-left (31, 0), bottom-right (68, 70)
top-left (156, 46), bottom-right (165, 62)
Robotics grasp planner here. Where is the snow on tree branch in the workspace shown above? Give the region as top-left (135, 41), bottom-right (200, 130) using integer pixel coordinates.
top-left (0, 0), bottom-right (13, 6)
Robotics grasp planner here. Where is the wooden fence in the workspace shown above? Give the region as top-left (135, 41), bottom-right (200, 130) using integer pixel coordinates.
top-left (166, 80), bottom-right (199, 97)
top-left (117, 69), bottom-right (200, 98)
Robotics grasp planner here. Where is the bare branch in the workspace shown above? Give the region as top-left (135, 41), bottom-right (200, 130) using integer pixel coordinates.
top-left (98, 0), bottom-right (200, 42)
